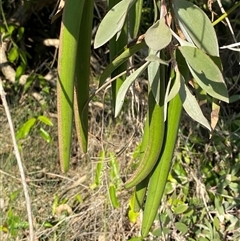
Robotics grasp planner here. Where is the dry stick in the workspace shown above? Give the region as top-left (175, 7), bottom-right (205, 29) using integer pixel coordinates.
top-left (0, 78), bottom-right (35, 241)
top-left (216, 0), bottom-right (240, 63)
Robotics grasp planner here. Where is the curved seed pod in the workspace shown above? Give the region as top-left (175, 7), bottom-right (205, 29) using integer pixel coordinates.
top-left (133, 112), bottom-right (150, 212)
top-left (129, 0), bottom-right (143, 39)
top-left (74, 0), bottom-right (94, 154)
top-left (124, 89), bottom-right (165, 189)
top-left (57, 0), bottom-right (86, 172)
top-left (141, 94), bottom-right (182, 238)
top-left (134, 175), bottom-right (150, 212)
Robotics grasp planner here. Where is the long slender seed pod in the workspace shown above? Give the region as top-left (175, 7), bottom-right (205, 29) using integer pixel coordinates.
top-left (124, 89), bottom-right (165, 189)
top-left (141, 94), bottom-right (182, 238)
top-left (57, 0), bottom-right (85, 172)
top-left (129, 0), bottom-right (143, 39)
top-left (133, 112), bottom-right (150, 212)
top-left (134, 174), bottom-right (150, 212)
top-left (74, 0), bottom-right (94, 154)
top-left (124, 49), bottom-right (165, 189)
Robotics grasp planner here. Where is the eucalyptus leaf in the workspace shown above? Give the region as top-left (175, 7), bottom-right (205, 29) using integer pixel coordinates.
top-left (179, 76), bottom-right (211, 130)
top-left (115, 61), bottom-right (149, 117)
top-left (94, 0), bottom-right (136, 48)
top-left (172, 0), bottom-right (219, 56)
top-left (166, 70), bottom-right (181, 102)
top-left (145, 18), bottom-right (172, 51)
top-left (179, 46), bottom-right (229, 103)
top-left (148, 57), bottom-right (161, 104)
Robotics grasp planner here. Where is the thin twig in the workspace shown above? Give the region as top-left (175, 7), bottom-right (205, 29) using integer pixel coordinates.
top-left (216, 0), bottom-right (240, 63)
top-left (0, 77), bottom-right (35, 241)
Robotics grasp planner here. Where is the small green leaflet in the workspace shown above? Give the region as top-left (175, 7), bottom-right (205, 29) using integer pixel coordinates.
top-left (179, 46), bottom-right (229, 103)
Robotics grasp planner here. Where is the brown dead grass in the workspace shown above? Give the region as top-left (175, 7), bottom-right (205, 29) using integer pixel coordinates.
top-left (0, 83), bottom-right (147, 241)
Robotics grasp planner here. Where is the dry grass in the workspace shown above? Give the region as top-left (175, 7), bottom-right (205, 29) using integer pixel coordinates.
top-left (0, 84), bottom-right (147, 241)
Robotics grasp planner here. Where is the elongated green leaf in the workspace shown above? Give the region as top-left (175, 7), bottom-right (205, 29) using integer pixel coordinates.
top-left (37, 115), bottom-right (53, 126)
top-left (91, 150), bottom-right (105, 189)
top-left (109, 153), bottom-right (120, 182)
top-left (179, 76), bottom-right (211, 130)
top-left (94, 0), bottom-right (136, 49)
top-left (147, 50), bottom-right (167, 106)
top-left (39, 128), bottom-right (52, 143)
top-left (109, 183), bottom-right (120, 208)
top-left (148, 53), bottom-right (161, 104)
top-left (166, 70), bottom-right (181, 102)
top-left (172, 0), bottom-right (219, 56)
top-left (109, 0), bottom-right (128, 114)
top-left (128, 193), bottom-right (139, 223)
top-left (145, 18), bottom-right (172, 51)
top-left (179, 46), bottom-right (228, 103)
top-left (16, 118), bottom-right (36, 140)
top-left (99, 41), bottom-right (146, 87)
top-left (115, 61), bottom-right (149, 117)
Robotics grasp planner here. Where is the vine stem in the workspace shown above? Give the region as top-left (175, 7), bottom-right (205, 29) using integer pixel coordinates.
top-left (0, 78), bottom-right (35, 241)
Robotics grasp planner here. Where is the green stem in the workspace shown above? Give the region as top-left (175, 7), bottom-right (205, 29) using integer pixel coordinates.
top-left (212, 2), bottom-right (240, 26)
